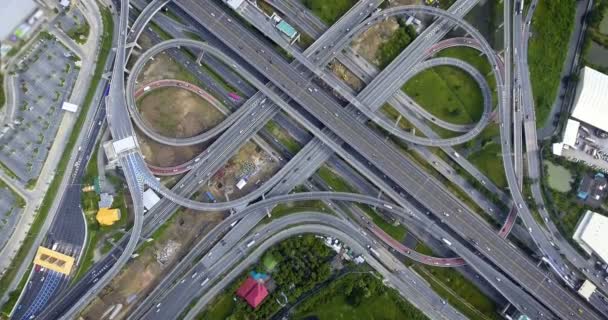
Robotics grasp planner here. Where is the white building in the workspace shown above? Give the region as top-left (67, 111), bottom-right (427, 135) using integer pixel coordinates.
top-left (143, 189), bottom-right (161, 211)
top-left (61, 101), bottom-right (79, 113)
top-left (571, 67), bottom-right (608, 133)
top-left (112, 136), bottom-right (137, 154)
top-left (552, 119), bottom-right (580, 156)
top-left (223, 0), bottom-right (245, 10)
top-left (0, 0), bottom-right (37, 40)
top-left (577, 280), bottom-right (597, 301)
top-left (572, 210), bottom-right (608, 263)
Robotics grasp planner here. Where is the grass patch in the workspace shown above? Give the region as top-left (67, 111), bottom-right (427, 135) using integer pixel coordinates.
top-left (380, 104), bottom-right (420, 133)
top-left (467, 142), bottom-right (507, 189)
top-left (303, 0), bottom-right (357, 25)
top-left (403, 65), bottom-right (484, 125)
top-left (317, 166), bottom-right (356, 193)
top-left (66, 20), bottom-right (90, 45)
top-left (264, 120), bottom-right (302, 154)
top-left (163, 8), bottom-right (184, 24)
top-left (268, 200), bottom-right (330, 222)
top-left (184, 31), bottom-right (203, 42)
top-left (149, 21), bottom-right (173, 41)
top-left (436, 46), bottom-right (497, 105)
top-left (413, 265), bottom-right (501, 320)
top-left (359, 205), bottom-right (407, 242)
top-left (294, 272), bottom-right (428, 320)
top-left (0, 73), bottom-right (5, 108)
top-left (528, 0), bottom-right (577, 126)
top-left (0, 5), bottom-right (114, 313)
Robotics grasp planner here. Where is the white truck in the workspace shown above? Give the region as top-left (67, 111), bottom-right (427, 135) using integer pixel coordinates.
top-left (441, 238), bottom-right (452, 246)
top-left (246, 240), bottom-right (256, 248)
top-left (369, 247), bottom-right (380, 258)
top-left (143, 86), bottom-right (151, 92)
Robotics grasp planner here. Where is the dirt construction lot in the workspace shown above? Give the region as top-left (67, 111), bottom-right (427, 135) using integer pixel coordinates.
top-left (80, 208), bottom-right (225, 320)
top-left (137, 86), bottom-right (226, 138)
top-left (136, 127), bottom-right (208, 167)
top-left (202, 142), bottom-right (281, 202)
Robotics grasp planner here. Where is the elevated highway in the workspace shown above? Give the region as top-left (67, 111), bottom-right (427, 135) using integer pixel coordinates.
top-left (165, 2), bottom-right (603, 317)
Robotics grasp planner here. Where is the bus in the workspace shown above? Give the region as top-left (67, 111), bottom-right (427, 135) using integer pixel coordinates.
top-left (228, 92), bottom-right (241, 101)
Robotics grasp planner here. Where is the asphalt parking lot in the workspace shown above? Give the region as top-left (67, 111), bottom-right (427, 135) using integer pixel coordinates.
top-left (0, 33), bottom-right (79, 184)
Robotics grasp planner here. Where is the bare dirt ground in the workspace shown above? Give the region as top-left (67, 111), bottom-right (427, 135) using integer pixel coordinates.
top-left (80, 208), bottom-right (225, 320)
top-left (330, 60), bottom-right (364, 91)
top-left (137, 87), bottom-right (226, 138)
top-left (201, 142), bottom-right (281, 202)
top-left (137, 51), bottom-right (200, 85)
top-left (351, 18), bottom-right (400, 66)
top-left (136, 128), bottom-right (208, 167)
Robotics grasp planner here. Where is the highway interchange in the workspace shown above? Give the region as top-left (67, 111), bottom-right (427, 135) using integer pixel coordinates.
top-left (9, 0), bottom-right (608, 319)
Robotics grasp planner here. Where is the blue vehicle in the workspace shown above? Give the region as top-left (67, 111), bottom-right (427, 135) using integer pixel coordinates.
top-left (103, 83), bottom-right (110, 96)
top-left (205, 191), bottom-right (216, 203)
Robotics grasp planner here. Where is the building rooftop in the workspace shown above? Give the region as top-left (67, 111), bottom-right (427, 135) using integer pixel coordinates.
top-left (236, 277), bottom-right (268, 308)
top-left (96, 208), bottom-right (121, 226)
top-left (571, 67), bottom-right (608, 133)
top-left (573, 210), bottom-right (608, 263)
top-left (0, 0), bottom-right (37, 40)
top-left (276, 20), bottom-right (297, 39)
top-left (578, 280), bottom-right (597, 301)
top-left (34, 246), bottom-right (75, 275)
top-left (143, 188), bottom-right (161, 210)
top-left (98, 193), bottom-right (114, 209)
top-left (563, 119), bottom-right (580, 147)
top-left (224, 0), bottom-right (245, 10)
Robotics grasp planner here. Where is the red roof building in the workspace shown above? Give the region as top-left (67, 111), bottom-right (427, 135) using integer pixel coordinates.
top-left (235, 277), bottom-right (269, 308)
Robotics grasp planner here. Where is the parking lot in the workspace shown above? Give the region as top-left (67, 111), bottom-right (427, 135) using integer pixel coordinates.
top-left (0, 33), bottom-right (79, 184)
top-left (55, 6), bottom-right (88, 44)
top-left (0, 181), bottom-right (25, 251)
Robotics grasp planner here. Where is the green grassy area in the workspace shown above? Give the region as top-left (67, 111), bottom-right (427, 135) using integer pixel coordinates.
top-left (0, 73), bottom-right (5, 108)
top-left (467, 142), bottom-right (507, 189)
top-left (359, 205), bottom-right (407, 242)
top-left (377, 25), bottom-right (416, 68)
top-left (408, 245), bottom-right (500, 320)
top-left (268, 200), bottom-right (330, 222)
top-left (163, 9), bottom-right (184, 24)
top-left (184, 31), bottom-right (203, 42)
top-left (264, 120), bottom-right (302, 154)
top-left (380, 104), bottom-right (421, 134)
top-left (0, 5), bottom-right (114, 314)
top-left (317, 166), bottom-right (356, 193)
top-left (436, 46), bottom-right (497, 105)
top-left (149, 21), bottom-right (173, 41)
top-left (403, 65), bottom-right (484, 125)
top-left (413, 265), bottom-right (500, 320)
top-left (303, 0), bottom-right (356, 25)
top-left (294, 272), bottom-right (428, 320)
top-left (66, 20), bottom-right (90, 45)
top-left (528, 0), bottom-right (577, 126)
